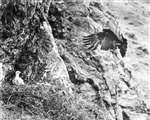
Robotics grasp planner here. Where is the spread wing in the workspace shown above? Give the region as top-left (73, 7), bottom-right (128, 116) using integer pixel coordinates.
top-left (82, 32), bottom-right (105, 50)
top-left (82, 29), bottom-right (128, 57)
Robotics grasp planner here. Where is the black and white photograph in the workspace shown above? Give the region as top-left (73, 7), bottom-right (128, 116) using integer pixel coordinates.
top-left (0, 0), bottom-right (149, 120)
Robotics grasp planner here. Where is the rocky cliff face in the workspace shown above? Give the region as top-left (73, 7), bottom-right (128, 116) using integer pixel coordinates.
top-left (0, 0), bottom-right (149, 120)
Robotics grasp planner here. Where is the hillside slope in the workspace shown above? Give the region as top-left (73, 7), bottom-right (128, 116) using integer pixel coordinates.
top-left (0, 0), bottom-right (149, 120)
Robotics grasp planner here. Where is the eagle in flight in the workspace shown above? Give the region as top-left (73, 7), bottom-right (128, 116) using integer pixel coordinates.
top-left (82, 29), bottom-right (127, 57)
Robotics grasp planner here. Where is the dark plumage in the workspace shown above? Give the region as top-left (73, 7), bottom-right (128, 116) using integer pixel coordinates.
top-left (118, 35), bottom-right (128, 57)
top-left (83, 29), bottom-right (127, 57)
top-left (122, 111), bottom-right (130, 120)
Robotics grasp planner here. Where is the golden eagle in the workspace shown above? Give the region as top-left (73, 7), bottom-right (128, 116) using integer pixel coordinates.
top-left (83, 29), bottom-right (127, 57)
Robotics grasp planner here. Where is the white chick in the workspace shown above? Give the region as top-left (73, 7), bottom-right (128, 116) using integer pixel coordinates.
top-left (13, 71), bottom-right (25, 85)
